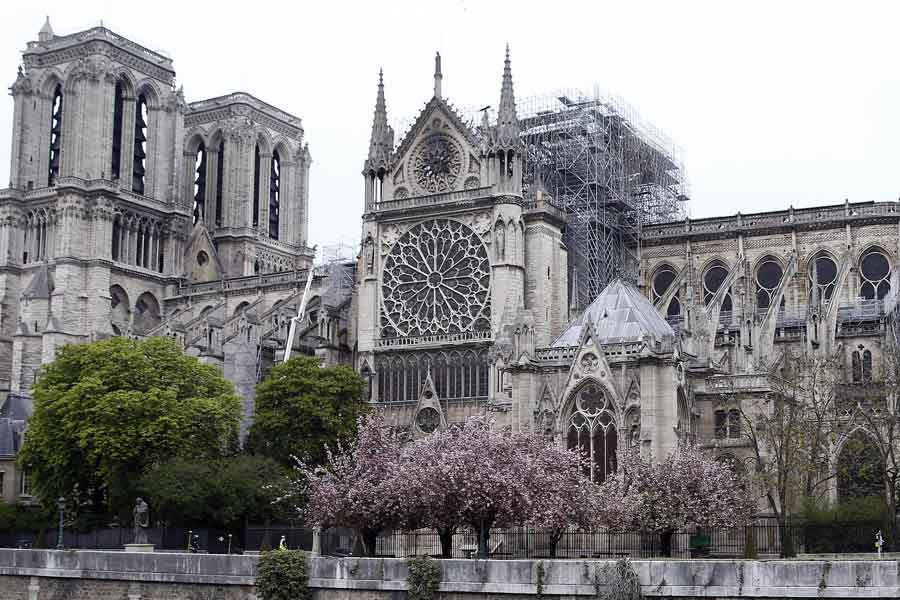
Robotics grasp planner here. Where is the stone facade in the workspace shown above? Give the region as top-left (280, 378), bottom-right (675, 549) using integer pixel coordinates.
top-left (0, 20), bottom-right (356, 491)
top-left (1, 550), bottom-right (899, 599)
top-left (351, 50), bottom-right (899, 501)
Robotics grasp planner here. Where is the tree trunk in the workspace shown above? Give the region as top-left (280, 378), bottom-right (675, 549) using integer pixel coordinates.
top-left (360, 528), bottom-right (379, 557)
top-left (437, 527), bottom-right (454, 559)
top-left (548, 529), bottom-right (562, 559)
top-left (476, 519), bottom-right (493, 559)
top-left (659, 529), bottom-right (675, 558)
top-left (778, 516), bottom-right (795, 558)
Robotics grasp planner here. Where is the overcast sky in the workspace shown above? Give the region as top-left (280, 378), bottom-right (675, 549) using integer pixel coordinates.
top-left (1, 1), bottom-right (899, 256)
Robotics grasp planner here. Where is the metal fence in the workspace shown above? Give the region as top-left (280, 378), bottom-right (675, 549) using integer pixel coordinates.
top-left (0, 519), bottom-right (888, 557)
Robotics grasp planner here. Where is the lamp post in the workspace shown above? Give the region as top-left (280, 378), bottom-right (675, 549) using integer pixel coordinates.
top-left (56, 497), bottom-right (65, 550)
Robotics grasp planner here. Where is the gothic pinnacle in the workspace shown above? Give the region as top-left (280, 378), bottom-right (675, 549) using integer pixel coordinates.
top-left (434, 51), bottom-right (443, 100)
top-left (496, 44), bottom-right (519, 148)
top-left (367, 69), bottom-right (393, 168)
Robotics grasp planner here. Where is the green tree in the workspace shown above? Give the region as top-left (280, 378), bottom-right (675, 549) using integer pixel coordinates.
top-left (19, 336), bottom-right (241, 516)
top-left (139, 455), bottom-right (288, 529)
top-left (246, 356), bottom-right (367, 467)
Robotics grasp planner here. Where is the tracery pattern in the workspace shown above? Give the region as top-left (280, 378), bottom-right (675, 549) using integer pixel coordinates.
top-left (381, 219), bottom-right (491, 338)
top-left (413, 135), bottom-right (462, 193)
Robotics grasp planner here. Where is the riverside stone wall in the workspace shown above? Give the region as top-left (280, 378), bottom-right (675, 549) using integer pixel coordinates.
top-left (1, 549), bottom-right (899, 598)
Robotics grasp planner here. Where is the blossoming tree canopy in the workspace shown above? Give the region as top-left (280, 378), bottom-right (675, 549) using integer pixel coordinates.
top-left (304, 413), bottom-right (405, 555)
top-left (616, 446), bottom-right (756, 533)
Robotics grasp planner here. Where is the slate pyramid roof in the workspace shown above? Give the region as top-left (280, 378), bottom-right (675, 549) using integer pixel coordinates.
top-left (553, 278), bottom-right (675, 348)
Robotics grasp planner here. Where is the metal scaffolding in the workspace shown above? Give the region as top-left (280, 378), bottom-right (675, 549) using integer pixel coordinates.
top-left (516, 89), bottom-right (688, 311)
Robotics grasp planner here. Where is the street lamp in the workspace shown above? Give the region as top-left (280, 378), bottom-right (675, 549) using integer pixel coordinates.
top-left (56, 497), bottom-right (65, 550)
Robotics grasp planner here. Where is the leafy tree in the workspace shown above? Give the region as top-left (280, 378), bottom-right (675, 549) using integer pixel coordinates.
top-left (18, 336), bottom-right (241, 516)
top-left (602, 446), bottom-right (755, 557)
top-left (738, 351), bottom-right (843, 555)
top-left (247, 356), bottom-right (367, 467)
top-left (303, 413), bottom-right (404, 556)
top-left (256, 549), bottom-right (309, 600)
top-left (139, 455), bottom-right (288, 530)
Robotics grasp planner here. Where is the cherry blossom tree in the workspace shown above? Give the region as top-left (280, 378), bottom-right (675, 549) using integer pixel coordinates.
top-left (518, 433), bottom-right (597, 557)
top-left (607, 446), bottom-right (755, 557)
top-left (303, 413), bottom-right (405, 556)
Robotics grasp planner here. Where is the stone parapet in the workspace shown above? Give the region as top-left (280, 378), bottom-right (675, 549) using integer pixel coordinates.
top-left (1, 550), bottom-right (899, 598)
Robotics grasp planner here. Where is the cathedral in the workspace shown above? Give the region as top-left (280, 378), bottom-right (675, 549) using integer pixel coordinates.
top-left (350, 47), bottom-right (899, 502)
top-left (0, 20), bottom-right (896, 506)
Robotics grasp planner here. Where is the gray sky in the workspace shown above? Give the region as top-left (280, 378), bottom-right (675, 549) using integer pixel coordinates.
top-left (2, 1), bottom-right (899, 255)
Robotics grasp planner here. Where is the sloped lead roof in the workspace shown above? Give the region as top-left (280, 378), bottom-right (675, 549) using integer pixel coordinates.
top-left (553, 278), bottom-right (675, 348)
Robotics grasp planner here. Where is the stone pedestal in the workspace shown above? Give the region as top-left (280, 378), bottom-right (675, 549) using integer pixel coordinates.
top-left (124, 544), bottom-right (155, 553)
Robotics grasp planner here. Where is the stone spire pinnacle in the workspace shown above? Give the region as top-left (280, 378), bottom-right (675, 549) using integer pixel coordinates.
top-left (366, 69), bottom-right (393, 171)
top-left (495, 44), bottom-right (519, 148)
top-left (434, 52), bottom-right (443, 99)
top-left (38, 16), bottom-right (54, 42)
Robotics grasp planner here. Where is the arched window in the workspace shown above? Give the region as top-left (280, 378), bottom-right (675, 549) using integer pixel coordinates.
top-left (132, 94), bottom-right (148, 194)
top-left (269, 150), bottom-right (281, 239)
top-left (111, 217), bottom-right (121, 261)
top-left (703, 262), bottom-right (733, 314)
top-left (133, 292), bottom-right (161, 333)
top-left (852, 351), bottom-right (862, 383)
top-left (111, 81), bottom-right (124, 179)
top-left (714, 408), bottom-right (741, 439)
top-left (193, 143), bottom-right (207, 225)
top-left (566, 383), bottom-right (617, 483)
top-left (252, 145), bottom-right (261, 227)
top-left (215, 139), bottom-right (225, 226)
top-left (863, 349), bottom-right (872, 382)
top-left (808, 253), bottom-right (838, 303)
top-left (650, 265), bottom-right (680, 317)
top-left (756, 258), bottom-right (785, 310)
top-left (48, 83), bottom-right (63, 185)
top-left (837, 432), bottom-right (884, 501)
top-left (860, 248), bottom-right (891, 300)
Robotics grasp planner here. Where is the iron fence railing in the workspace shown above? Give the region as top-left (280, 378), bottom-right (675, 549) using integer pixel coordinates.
top-left (0, 518), bottom-right (890, 557)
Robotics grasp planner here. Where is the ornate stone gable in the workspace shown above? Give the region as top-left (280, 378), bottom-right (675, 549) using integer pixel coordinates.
top-left (412, 373), bottom-right (447, 436)
top-left (390, 99), bottom-right (480, 196)
top-left (558, 325), bottom-right (624, 421)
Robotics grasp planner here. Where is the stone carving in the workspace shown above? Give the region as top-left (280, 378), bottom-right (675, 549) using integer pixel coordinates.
top-left (471, 212), bottom-right (492, 237)
top-left (413, 135), bottom-right (462, 193)
top-left (580, 353), bottom-right (599, 373)
top-left (416, 406), bottom-right (440, 433)
top-left (133, 497), bottom-right (149, 545)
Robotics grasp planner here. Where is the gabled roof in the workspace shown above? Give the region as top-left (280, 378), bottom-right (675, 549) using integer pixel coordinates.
top-left (392, 96), bottom-right (479, 167)
top-left (553, 278), bottom-right (675, 348)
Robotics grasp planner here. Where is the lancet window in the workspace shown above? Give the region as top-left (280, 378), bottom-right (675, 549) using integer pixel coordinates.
top-left (132, 94), bottom-right (148, 195)
top-left (110, 213), bottom-right (165, 273)
top-left (215, 139), bottom-right (225, 226)
top-left (566, 383), bottom-right (617, 483)
top-left (252, 145), bottom-right (261, 227)
top-left (269, 150), bottom-right (280, 239)
top-left (374, 348), bottom-right (490, 403)
top-left (48, 84), bottom-right (63, 185)
top-left (111, 81), bottom-right (124, 179)
top-left (22, 210), bottom-right (52, 264)
top-left (852, 348), bottom-right (873, 383)
top-left (193, 143), bottom-right (207, 225)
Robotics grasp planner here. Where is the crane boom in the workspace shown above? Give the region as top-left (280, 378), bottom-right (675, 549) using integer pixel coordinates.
top-left (282, 268), bottom-right (315, 363)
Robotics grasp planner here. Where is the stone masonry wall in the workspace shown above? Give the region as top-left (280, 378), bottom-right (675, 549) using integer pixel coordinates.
top-left (2, 549), bottom-right (900, 599)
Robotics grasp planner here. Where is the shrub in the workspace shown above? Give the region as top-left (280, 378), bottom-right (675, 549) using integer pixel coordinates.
top-left (407, 555), bottom-right (441, 600)
top-left (256, 549), bottom-right (309, 600)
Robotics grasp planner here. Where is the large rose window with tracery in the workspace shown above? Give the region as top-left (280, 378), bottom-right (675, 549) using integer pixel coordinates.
top-left (381, 219), bottom-right (491, 338)
top-left (413, 135), bottom-right (462, 193)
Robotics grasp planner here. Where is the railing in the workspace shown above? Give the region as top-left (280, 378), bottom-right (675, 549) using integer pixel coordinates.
top-left (26, 26), bottom-right (174, 70)
top-left (4, 520), bottom-right (889, 557)
top-left (376, 186), bottom-right (492, 212)
top-left (188, 93), bottom-right (303, 128)
top-left (376, 330), bottom-right (493, 349)
top-left (706, 373), bottom-right (770, 393)
top-left (643, 201), bottom-right (900, 240)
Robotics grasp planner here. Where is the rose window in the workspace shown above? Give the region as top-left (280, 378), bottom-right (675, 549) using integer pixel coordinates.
top-left (416, 407), bottom-right (440, 433)
top-left (381, 219), bottom-right (491, 338)
top-left (413, 135), bottom-right (462, 193)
